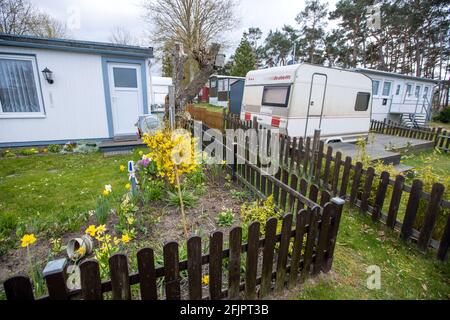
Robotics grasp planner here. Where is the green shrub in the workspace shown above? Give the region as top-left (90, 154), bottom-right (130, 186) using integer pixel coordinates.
top-left (48, 144), bottom-right (62, 153)
top-left (166, 189), bottom-right (197, 208)
top-left (141, 180), bottom-right (165, 203)
top-left (217, 208), bottom-right (234, 227)
top-left (240, 195), bottom-right (281, 235)
top-left (3, 149), bottom-right (16, 158)
top-left (434, 107), bottom-right (450, 123)
top-left (18, 148), bottom-right (39, 156)
top-left (73, 143), bottom-right (99, 154)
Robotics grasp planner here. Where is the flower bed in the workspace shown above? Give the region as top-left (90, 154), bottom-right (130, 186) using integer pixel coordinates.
top-left (0, 128), bottom-right (280, 298)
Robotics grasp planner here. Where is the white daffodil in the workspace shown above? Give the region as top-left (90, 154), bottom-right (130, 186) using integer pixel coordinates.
top-left (104, 184), bottom-right (113, 193)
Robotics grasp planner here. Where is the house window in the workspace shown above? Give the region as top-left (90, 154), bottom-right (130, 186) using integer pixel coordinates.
top-left (210, 79), bottom-right (217, 88)
top-left (0, 55), bottom-right (44, 115)
top-left (382, 81), bottom-right (392, 96)
top-left (415, 85), bottom-right (421, 98)
top-left (372, 80), bottom-right (380, 96)
top-left (395, 84), bottom-right (401, 95)
top-left (218, 79), bottom-right (228, 92)
top-left (355, 92), bottom-right (371, 111)
top-left (262, 85), bottom-right (290, 108)
top-left (113, 67), bottom-right (137, 88)
top-left (423, 86), bottom-right (429, 98)
top-left (406, 84), bottom-right (413, 96)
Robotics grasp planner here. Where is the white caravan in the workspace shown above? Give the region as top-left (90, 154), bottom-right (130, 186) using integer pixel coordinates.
top-left (240, 64), bottom-right (373, 143)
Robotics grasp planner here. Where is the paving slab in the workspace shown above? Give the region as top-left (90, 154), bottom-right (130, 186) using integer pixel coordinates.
top-left (328, 133), bottom-right (434, 165)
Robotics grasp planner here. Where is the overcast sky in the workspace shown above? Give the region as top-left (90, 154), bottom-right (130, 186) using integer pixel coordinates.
top-left (30, 0), bottom-right (338, 74)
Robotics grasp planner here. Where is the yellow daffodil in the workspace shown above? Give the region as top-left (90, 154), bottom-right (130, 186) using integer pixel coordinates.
top-left (76, 246), bottom-right (86, 256)
top-left (221, 160), bottom-right (227, 165)
top-left (119, 165), bottom-right (126, 172)
top-left (202, 275), bottom-right (209, 285)
top-left (113, 237), bottom-right (120, 246)
top-left (121, 234), bottom-right (131, 244)
top-left (21, 234), bottom-right (37, 247)
top-left (139, 151), bottom-right (144, 156)
top-left (125, 183), bottom-right (131, 190)
top-left (85, 225), bottom-right (97, 237)
top-left (102, 189), bottom-right (110, 196)
top-left (96, 225), bottom-right (106, 235)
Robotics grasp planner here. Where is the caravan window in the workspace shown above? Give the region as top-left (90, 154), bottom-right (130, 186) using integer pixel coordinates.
top-left (354, 92), bottom-right (371, 111)
top-left (395, 84), bottom-right (401, 95)
top-left (423, 86), bottom-right (429, 98)
top-left (372, 80), bottom-right (380, 96)
top-left (262, 86), bottom-right (290, 107)
top-left (0, 55), bottom-right (44, 115)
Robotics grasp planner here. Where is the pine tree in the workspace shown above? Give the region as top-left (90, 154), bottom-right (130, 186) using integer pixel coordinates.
top-left (230, 39), bottom-right (257, 77)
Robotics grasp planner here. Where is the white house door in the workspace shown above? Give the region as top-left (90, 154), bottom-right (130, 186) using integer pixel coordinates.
top-left (108, 63), bottom-right (143, 137)
top-left (305, 73), bottom-right (327, 137)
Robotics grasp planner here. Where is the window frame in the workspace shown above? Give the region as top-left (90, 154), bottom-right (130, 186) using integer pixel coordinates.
top-left (423, 86), bottom-right (430, 98)
top-left (372, 79), bottom-right (381, 96)
top-left (381, 80), bottom-right (392, 97)
top-left (414, 84), bottom-right (422, 99)
top-left (354, 92), bottom-right (371, 111)
top-left (261, 85), bottom-right (291, 108)
top-left (0, 53), bottom-right (45, 118)
top-left (395, 84), bottom-right (401, 96)
top-left (406, 83), bottom-right (413, 97)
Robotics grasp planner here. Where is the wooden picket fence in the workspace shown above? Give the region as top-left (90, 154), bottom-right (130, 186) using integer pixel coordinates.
top-left (3, 117), bottom-right (346, 301)
top-left (186, 104), bottom-right (225, 131)
top-left (223, 114), bottom-right (450, 261)
top-left (370, 119), bottom-right (450, 152)
top-left (3, 201), bottom-right (344, 300)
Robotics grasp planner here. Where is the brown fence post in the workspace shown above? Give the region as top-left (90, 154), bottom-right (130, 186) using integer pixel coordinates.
top-left (187, 236), bottom-right (202, 300)
top-left (260, 218), bottom-right (277, 298)
top-left (417, 183), bottom-right (445, 252)
top-left (42, 258), bottom-right (69, 300)
top-left (400, 180), bottom-right (423, 240)
top-left (228, 227), bottom-right (242, 299)
top-left (245, 222), bottom-right (260, 300)
top-left (372, 171), bottom-right (390, 221)
top-left (437, 215), bottom-right (450, 261)
top-left (323, 197), bottom-right (345, 272)
top-left (386, 175), bottom-right (405, 229)
top-left (80, 259), bottom-right (103, 300)
top-left (3, 276), bottom-right (35, 300)
top-left (209, 231), bottom-right (224, 300)
top-left (275, 214), bottom-right (293, 293)
top-left (109, 254), bottom-right (131, 300)
top-left (164, 241), bottom-right (181, 300)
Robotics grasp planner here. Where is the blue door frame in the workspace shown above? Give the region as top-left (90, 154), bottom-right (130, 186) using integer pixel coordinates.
top-left (101, 56), bottom-right (149, 138)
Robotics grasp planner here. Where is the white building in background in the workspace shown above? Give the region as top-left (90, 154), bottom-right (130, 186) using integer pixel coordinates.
top-left (0, 34), bottom-right (154, 147)
top-left (150, 76), bottom-right (172, 112)
top-left (354, 68), bottom-right (438, 127)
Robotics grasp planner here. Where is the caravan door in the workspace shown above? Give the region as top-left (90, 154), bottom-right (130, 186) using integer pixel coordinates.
top-left (304, 73), bottom-right (327, 137)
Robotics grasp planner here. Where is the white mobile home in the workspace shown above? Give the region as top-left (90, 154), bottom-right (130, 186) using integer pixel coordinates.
top-left (0, 34), bottom-right (154, 147)
top-left (354, 68), bottom-right (438, 127)
top-left (150, 76), bottom-right (172, 112)
top-left (241, 64), bottom-right (373, 142)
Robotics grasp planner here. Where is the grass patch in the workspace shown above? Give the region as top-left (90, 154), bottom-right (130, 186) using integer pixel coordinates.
top-left (296, 206), bottom-right (450, 300)
top-left (193, 103), bottom-right (225, 113)
top-left (0, 150), bottom-right (145, 252)
top-left (401, 148), bottom-right (450, 175)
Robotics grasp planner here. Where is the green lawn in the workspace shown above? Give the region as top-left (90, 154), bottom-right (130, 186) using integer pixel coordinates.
top-left (400, 148), bottom-right (450, 175)
top-left (0, 150), bottom-right (144, 252)
top-left (428, 121), bottom-right (450, 131)
top-left (1, 151), bottom-right (449, 299)
top-left (295, 207), bottom-right (450, 300)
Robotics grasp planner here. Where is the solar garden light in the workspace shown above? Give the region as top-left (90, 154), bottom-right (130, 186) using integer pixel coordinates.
top-left (42, 67), bottom-right (54, 84)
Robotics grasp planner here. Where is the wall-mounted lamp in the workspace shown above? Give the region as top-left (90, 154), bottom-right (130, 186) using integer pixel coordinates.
top-left (42, 68), bottom-right (54, 84)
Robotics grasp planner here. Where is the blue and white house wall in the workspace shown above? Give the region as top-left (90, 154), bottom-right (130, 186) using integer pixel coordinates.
top-left (0, 34), bottom-right (154, 147)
